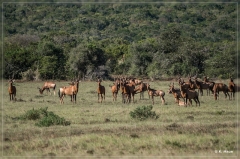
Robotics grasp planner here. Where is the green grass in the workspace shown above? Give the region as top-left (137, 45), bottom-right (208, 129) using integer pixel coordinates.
top-left (1, 79), bottom-right (239, 158)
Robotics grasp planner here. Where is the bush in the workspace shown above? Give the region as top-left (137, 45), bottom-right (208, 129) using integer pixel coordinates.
top-left (129, 105), bottom-right (159, 121)
top-left (16, 107), bottom-right (71, 127)
top-left (35, 111), bottom-right (71, 127)
top-left (18, 108), bottom-right (43, 120)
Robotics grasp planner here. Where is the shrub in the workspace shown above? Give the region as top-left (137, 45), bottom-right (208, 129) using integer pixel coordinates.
top-left (129, 105), bottom-right (159, 121)
top-left (35, 111), bottom-right (71, 127)
top-left (16, 107), bottom-right (71, 127)
top-left (18, 108), bottom-right (42, 120)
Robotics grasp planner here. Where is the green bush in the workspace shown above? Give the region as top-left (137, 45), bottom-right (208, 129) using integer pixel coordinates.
top-left (130, 105), bottom-right (159, 121)
top-left (16, 107), bottom-right (70, 127)
top-left (18, 108), bottom-right (43, 120)
top-left (35, 111), bottom-right (71, 127)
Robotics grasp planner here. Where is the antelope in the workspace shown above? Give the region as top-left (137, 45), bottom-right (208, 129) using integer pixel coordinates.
top-left (168, 83), bottom-right (183, 105)
top-left (228, 77), bottom-right (235, 100)
top-left (203, 76), bottom-right (209, 83)
top-left (133, 78), bottom-right (142, 85)
top-left (180, 84), bottom-right (200, 107)
top-left (178, 77), bottom-right (195, 90)
top-left (109, 80), bottom-right (120, 101)
top-left (146, 83), bottom-right (165, 105)
top-left (193, 78), bottom-right (211, 96)
top-left (208, 82), bottom-right (215, 94)
top-left (212, 83), bottom-right (230, 100)
top-left (58, 80), bottom-right (80, 104)
top-left (134, 82), bottom-right (149, 100)
top-left (38, 82), bottom-right (56, 95)
top-left (120, 79), bottom-right (135, 103)
top-left (97, 79), bottom-right (105, 103)
top-left (8, 79), bottom-right (16, 101)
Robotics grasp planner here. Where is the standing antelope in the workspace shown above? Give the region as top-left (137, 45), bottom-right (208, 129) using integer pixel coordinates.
top-left (180, 84), bottom-right (200, 107)
top-left (120, 79), bottom-right (136, 103)
top-left (58, 80), bottom-right (80, 104)
top-left (109, 80), bottom-right (120, 101)
top-left (134, 82), bottom-right (149, 100)
top-left (212, 83), bottom-right (230, 100)
top-left (120, 79), bottom-right (130, 103)
top-left (146, 83), bottom-right (165, 105)
top-left (168, 83), bottom-right (187, 105)
top-left (38, 82), bottom-right (56, 95)
top-left (8, 79), bottom-right (16, 101)
top-left (228, 77), bottom-right (235, 100)
top-left (97, 79), bottom-right (105, 103)
top-left (194, 78), bottom-right (211, 96)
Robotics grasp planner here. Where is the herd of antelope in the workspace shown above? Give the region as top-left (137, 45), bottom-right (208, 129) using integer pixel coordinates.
top-left (7, 76), bottom-right (237, 106)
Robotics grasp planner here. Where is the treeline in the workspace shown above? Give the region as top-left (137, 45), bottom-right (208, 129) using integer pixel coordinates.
top-left (3, 2), bottom-right (238, 80)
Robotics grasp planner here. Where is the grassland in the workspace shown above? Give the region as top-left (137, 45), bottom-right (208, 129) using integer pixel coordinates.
top-left (1, 79), bottom-right (239, 159)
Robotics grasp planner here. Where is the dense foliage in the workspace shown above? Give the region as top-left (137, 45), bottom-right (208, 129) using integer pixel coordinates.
top-left (130, 105), bottom-right (159, 121)
top-left (3, 2), bottom-right (238, 80)
top-left (15, 107), bottom-right (71, 127)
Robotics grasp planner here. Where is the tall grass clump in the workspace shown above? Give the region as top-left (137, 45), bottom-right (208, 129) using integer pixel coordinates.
top-left (16, 107), bottom-right (71, 127)
top-left (130, 105), bottom-right (159, 121)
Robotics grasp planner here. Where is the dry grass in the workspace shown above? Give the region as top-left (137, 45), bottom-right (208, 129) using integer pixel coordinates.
top-left (0, 79), bottom-right (239, 158)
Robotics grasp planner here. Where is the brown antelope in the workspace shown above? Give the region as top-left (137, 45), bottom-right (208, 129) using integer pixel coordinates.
top-left (134, 82), bottom-right (149, 100)
top-left (121, 80), bottom-right (130, 103)
top-left (133, 78), bottom-right (142, 85)
top-left (120, 79), bottom-right (135, 103)
top-left (38, 82), bottom-right (56, 95)
top-left (193, 78), bottom-right (211, 96)
top-left (178, 77), bottom-right (194, 90)
top-left (203, 76), bottom-right (209, 83)
top-left (208, 82), bottom-right (215, 94)
top-left (58, 80), bottom-right (80, 104)
top-left (146, 83), bottom-right (165, 105)
top-left (228, 77), bottom-right (235, 100)
top-left (168, 83), bottom-right (193, 106)
top-left (8, 79), bottom-right (16, 101)
top-left (97, 79), bottom-right (105, 103)
top-left (109, 80), bottom-right (120, 101)
top-left (180, 84), bottom-right (200, 107)
top-left (213, 83), bottom-right (230, 100)
top-left (168, 83), bottom-right (183, 105)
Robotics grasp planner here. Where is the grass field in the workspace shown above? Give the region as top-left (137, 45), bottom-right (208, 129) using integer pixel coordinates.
top-left (1, 79), bottom-right (239, 159)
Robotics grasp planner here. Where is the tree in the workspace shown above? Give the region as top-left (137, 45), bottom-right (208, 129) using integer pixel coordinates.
top-left (68, 42), bottom-right (106, 79)
top-left (36, 41), bottom-right (66, 79)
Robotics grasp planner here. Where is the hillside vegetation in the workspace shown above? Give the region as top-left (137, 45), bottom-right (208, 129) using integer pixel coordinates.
top-left (3, 1), bottom-right (238, 80)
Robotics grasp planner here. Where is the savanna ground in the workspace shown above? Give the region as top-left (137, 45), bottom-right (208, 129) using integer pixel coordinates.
top-left (0, 79), bottom-right (239, 159)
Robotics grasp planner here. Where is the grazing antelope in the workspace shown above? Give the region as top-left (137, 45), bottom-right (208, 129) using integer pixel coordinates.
top-left (180, 84), bottom-right (200, 107)
top-left (146, 83), bottom-right (165, 105)
top-left (58, 80), bottom-right (80, 104)
top-left (97, 79), bottom-right (105, 103)
top-left (228, 77), bottom-right (235, 100)
top-left (38, 82), bottom-right (56, 95)
top-left (109, 80), bottom-right (120, 101)
top-left (212, 83), bottom-right (230, 100)
top-left (8, 79), bottom-right (16, 101)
